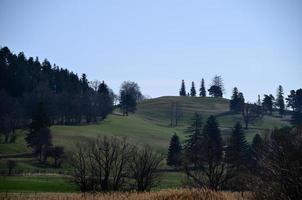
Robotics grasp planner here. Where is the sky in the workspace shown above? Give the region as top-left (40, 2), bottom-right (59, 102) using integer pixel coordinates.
top-left (0, 0), bottom-right (301, 102)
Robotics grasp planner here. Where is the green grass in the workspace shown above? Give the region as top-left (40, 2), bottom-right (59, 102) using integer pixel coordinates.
top-left (0, 96), bottom-right (291, 191)
top-left (0, 175), bottom-right (77, 192)
top-left (156, 171), bottom-right (184, 190)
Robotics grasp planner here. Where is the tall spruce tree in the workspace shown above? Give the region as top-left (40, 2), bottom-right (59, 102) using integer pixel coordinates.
top-left (179, 80), bottom-right (186, 96)
top-left (275, 85), bottom-right (285, 116)
top-left (190, 81), bottom-right (196, 97)
top-left (167, 133), bottom-right (182, 167)
top-left (199, 78), bottom-right (206, 97)
top-left (250, 134), bottom-right (264, 169)
top-left (25, 102), bottom-right (52, 161)
top-left (226, 122), bottom-right (249, 169)
top-left (202, 115), bottom-right (223, 162)
top-left (263, 94), bottom-right (274, 115)
top-left (185, 112), bottom-right (203, 164)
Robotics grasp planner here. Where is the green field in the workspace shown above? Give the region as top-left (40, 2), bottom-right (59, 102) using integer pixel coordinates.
top-left (0, 175), bottom-right (77, 192)
top-left (0, 96), bottom-right (290, 192)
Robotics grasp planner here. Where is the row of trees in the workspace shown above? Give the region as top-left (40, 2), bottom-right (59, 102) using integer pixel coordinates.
top-left (229, 86), bottom-right (302, 129)
top-left (179, 75), bottom-right (224, 98)
top-left (166, 113), bottom-right (302, 198)
top-left (71, 136), bottom-right (163, 192)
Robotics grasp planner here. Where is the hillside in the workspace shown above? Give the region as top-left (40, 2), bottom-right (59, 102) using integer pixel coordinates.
top-left (0, 96), bottom-right (292, 191)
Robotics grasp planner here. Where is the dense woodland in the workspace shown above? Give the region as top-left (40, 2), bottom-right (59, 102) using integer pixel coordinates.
top-left (1, 46), bottom-right (302, 198)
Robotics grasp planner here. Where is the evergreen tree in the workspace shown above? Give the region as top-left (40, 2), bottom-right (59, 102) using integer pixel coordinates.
top-left (179, 80), bottom-right (186, 96)
top-left (230, 88), bottom-right (245, 112)
top-left (167, 133), bottom-right (182, 167)
top-left (25, 102), bottom-right (52, 161)
top-left (286, 90), bottom-right (296, 111)
top-left (257, 95), bottom-right (262, 106)
top-left (250, 134), bottom-right (264, 169)
top-left (202, 115), bottom-right (223, 162)
top-left (185, 112), bottom-right (203, 164)
top-left (190, 81), bottom-right (196, 97)
top-left (209, 75), bottom-right (225, 97)
top-left (226, 122), bottom-right (249, 169)
top-left (208, 85), bottom-right (223, 98)
top-left (262, 94), bottom-right (274, 115)
top-left (230, 87), bottom-right (239, 111)
top-left (199, 78), bottom-right (206, 97)
top-left (275, 85), bottom-right (285, 116)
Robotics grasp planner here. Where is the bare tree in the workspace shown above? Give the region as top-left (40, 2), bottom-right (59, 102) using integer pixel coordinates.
top-left (242, 103), bottom-right (260, 129)
top-left (129, 145), bottom-right (164, 191)
top-left (71, 142), bottom-right (90, 191)
top-left (71, 136), bottom-right (136, 192)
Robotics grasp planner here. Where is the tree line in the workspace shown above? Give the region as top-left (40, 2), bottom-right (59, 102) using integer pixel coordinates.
top-left (167, 113), bottom-right (302, 199)
top-left (179, 75), bottom-right (224, 98)
top-left (0, 46), bottom-right (143, 168)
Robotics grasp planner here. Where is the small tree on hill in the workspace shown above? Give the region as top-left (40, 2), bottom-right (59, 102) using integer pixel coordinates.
top-left (199, 78), bottom-right (206, 97)
top-left (179, 80), bottom-right (186, 96)
top-left (190, 81), bottom-right (196, 97)
top-left (167, 133), bottom-right (182, 167)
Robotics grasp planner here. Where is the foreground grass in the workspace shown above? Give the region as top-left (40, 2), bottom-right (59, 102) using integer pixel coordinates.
top-left (0, 189), bottom-right (250, 200)
top-left (0, 175), bottom-right (77, 192)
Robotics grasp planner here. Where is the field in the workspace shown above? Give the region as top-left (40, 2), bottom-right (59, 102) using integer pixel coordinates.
top-left (0, 189), bottom-right (250, 200)
top-left (0, 96), bottom-right (290, 192)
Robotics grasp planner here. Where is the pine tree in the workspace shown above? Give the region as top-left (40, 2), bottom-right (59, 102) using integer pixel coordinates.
top-left (262, 94), bottom-right (274, 115)
top-left (199, 78), bottom-right (206, 97)
top-left (25, 102), bottom-right (52, 161)
top-left (179, 80), bottom-right (186, 96)
top-left (250, 134), bottom-right (264, 169)
top-left (202, 115), bottom-right (223, 162)
top-left (230, 87), bottom-right (239, 111)
top-left (226, 122), bottom-right (249, 169)
top-left (167, 133), bottom-right (182, 167)
top-left (275, 85), bottom-right (285, 116)
top-left (190, 81), bottom-right (196, 97)
top-left (185, 112), bottom-right (203, 163)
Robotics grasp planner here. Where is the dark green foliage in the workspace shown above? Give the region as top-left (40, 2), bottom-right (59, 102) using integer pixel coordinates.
top-left (252, 127), bottom-right (302, 199)
top-left (250, 134), bottom-right (264, 170)
top-left (202, 116), bottom-right (223, 162)
top-left (184, 115), bottom-right (226, 190)
top-left (275, 85), bottom-right (285, 116)
top-left (167, 133), bottom-right (182, 167)
top-left (179, 80), bottom-right (186, 96)
top-left (199, 78), bottom-right (206, 97)
top-left (184, 112), bottom-right (203, 164)
top-left (6, 160), bottom-right (16, 175)
top-left (286, 90), bottom-right (296, 110)
top-left (190, 81), bottom-right (196, 97)
top-left (208, 85), bottom-right (222, 98)
top-left (262, 94), bottom-right (274, 115)
top-left (119, 81), bottom-right (142, 116)
top-left (97, 81), bottom-right (114, 119)
top-left (0, 46), bottom-right (114, 126)
top-left (208, 75), bottom-right (224, 98)
top-left (230, 87), bottom-right (245, 112)
top-left (25, 102), bottom-right (52, 160)
top-left (226, 122), bottom-right (249, 169)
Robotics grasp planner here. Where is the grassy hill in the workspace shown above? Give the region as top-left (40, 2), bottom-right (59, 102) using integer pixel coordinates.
top-left (0, 96), bottom-right (290, 191)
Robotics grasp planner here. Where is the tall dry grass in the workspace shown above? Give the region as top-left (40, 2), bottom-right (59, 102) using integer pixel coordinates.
top-left (0, 189), bottom-right (250, 200)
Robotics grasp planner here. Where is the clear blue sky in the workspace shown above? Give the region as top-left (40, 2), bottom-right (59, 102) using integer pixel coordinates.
top-left (0, 0), bottom-right (301, 102)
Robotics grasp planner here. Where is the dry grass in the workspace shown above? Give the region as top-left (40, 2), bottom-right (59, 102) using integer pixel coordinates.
top-left (0, 189), bottom-right (250, 200)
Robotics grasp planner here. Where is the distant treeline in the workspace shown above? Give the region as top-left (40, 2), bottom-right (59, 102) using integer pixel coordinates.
top-left (0, 46), bottom-right (115, 129)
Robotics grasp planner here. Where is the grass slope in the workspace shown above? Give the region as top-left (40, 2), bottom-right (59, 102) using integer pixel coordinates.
top-left (0, 96), bottom-right (290, 192)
